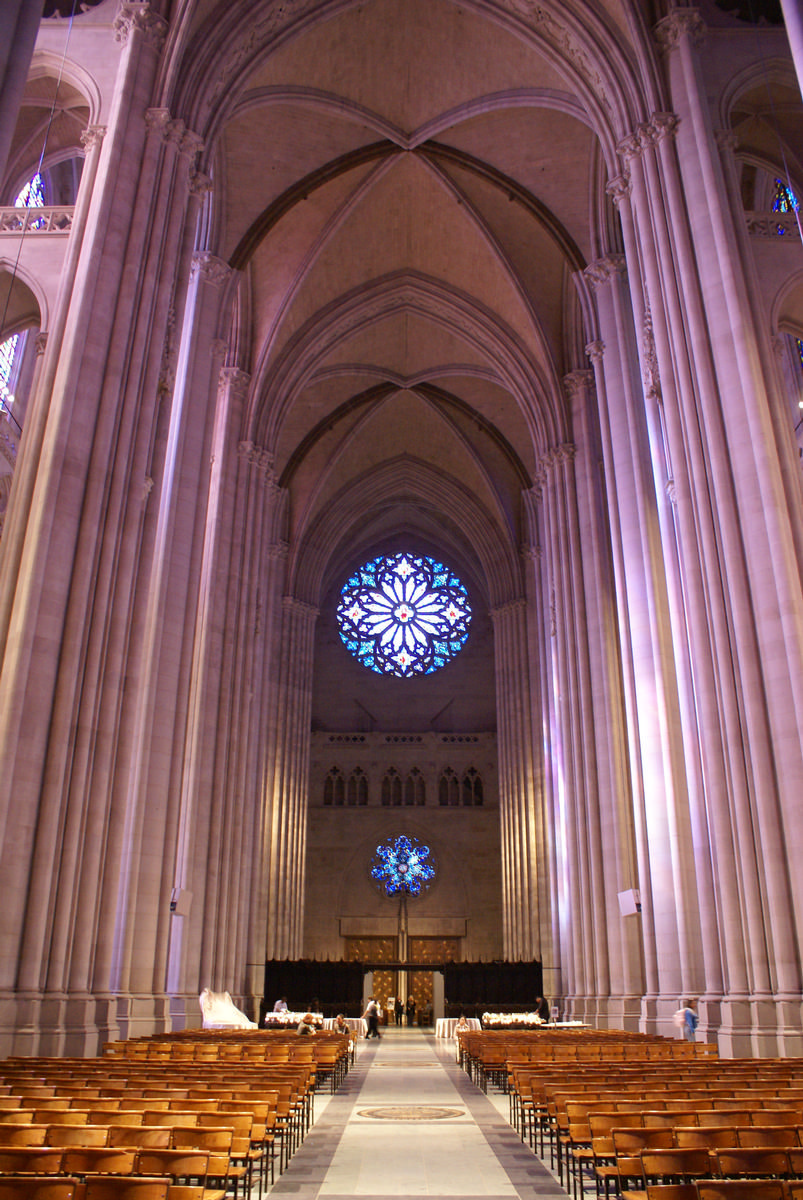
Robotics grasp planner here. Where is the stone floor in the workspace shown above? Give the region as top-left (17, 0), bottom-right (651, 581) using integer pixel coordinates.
top-left (267, 1025), bottom-right (566, 1200)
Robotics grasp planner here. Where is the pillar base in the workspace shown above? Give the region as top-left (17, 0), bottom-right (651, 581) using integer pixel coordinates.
top-left (0, 990), bottom-right (123, 1057)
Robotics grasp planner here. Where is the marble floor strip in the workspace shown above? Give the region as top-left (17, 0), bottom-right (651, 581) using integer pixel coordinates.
top-left (268, 1026), bottom-right (565, 1199)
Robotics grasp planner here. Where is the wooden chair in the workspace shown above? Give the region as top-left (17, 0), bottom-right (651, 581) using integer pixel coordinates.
top-left (107, 1127), bottom-right (171, 1151)
top-left (696, 1183), bottom-right (787, 1200)
top-left (713, 1150), bottom-right (792, 1179)
top-left (82, 1178), bottom-right (171, 1200)
top-left (613, 1128), bottom-right (676, 1194)
top-left (676, 1128), bottom-right (740, 1150)
top-left (736, 1130), bottom-right (798, 1149)
top-left (640, 1149), bottom-right (714, 1185)
top-left (0, 1179), bottom-right (80, 1200)
top-left (45, 1124), bottom-right (110, 1147)
top-left (60, 1146), bottom-right (137, 1177)
top-left (0, 1147), bottom-right (65, 1173)
top-left (132, 1149), bottom-right (226, 1200)
top-left (0, 1122), bottom-right (47, 1144)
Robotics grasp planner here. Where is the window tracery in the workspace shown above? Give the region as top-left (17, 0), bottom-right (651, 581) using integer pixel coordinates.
top-left (324, 767), bottom-right (345, 806)
top-left (337, 552), bottom-right (471, 677)
top-left (347, 767), bottom-right (368, 806)
top-left (381, 767), bottom-right (402, 807)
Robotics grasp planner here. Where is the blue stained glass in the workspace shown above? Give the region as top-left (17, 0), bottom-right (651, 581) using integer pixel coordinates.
top-left (773, 179), bottom-right (800, 214)
top-left (371, 834), bottom-right (436, 897)
top-left (337, 552), bottom-right (471, 677)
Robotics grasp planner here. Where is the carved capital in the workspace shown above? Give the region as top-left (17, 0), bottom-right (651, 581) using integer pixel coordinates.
top-left (80, 125), bottom-right (107, 153)
top-left (584, 254), bottom-right (626, 290)
top-left (189, 171), bottom-right (213, 198)
top-left (209, 338), bottom-right (229, 364)
top-left (489, 598), bottom-right (527, 624)
top-left (238, 440), bottom-right (276, 482)
top-left (114, 3), bottom-right (168, 50)
top-left (522, 542), bottom-right (543, 562)
top-left (665, 477), bottom-right (677, 505)
top-left (282, 595), bottom-right (320, 621)
top-left (35, 332), bottom-right (48, 357)
top-left (654, 9), bottom-right (706, 51)
top-left (617, 131), bottom-right (642, 163)
top-left (563, 370), bottom-right (594, 400)
top-left (143, 476), bottom-right (154, 502)
top-left (649, 112), bottom-right (680, 144)
top-left (715, 129), bottom-right (739, 154)
top-left (191, 251), bottom-right (232, 290)
top-left (606, 172), bottom-right (631, 207)
top-left (219, 368), bottom-right (251, 401)
top-left (585, 340), bottom-right (605, 363)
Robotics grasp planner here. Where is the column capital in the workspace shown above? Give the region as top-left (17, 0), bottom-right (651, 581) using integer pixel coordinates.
top-left (114, 3), bottom-right (168, 50)
top-left (654, 9), bottom-right (706, 52)
top-left (189, 170), bottom-right (213, 198)
top-left (219, 367), bottom-right (251, 401)
top-left (584, 254), bottom-right (626, 290)
top-left (715, 129), bottom-right (739, 154)
top-left (145, 108), bottom-right (204, 159)
top-left (605, 172), bottom-right (631, 209)
top-left (80, 125), bottom-right (107, 152)
top-left (191, 251), bottom-right (232, 290)
top-left (585, 339), bottom-right (605, 363)
top-left (617, 113), bottom-right (679, 160)
top-left (563, 370), bottom-right (594, 400)
top-left (238, 440), bottom-right (276, 484)
top-left (282, 595), bottom-right (320, 621)
top-left (34, 332), bottom-right (48, 357)
top-left (489, 597), bottom-right (527, 623)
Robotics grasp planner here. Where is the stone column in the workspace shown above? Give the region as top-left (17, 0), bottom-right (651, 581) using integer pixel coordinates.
top-left (259, 595), bottom-right (317, 961)
top-left (0, 0), bottom-right (43, 183)
top-left (0, 7), bottom-right (219, 1053)
top-left (490, 597), bottom-right (546, 964)
top-left (781, 0), bottom-right (803, 104)
top-left (649, 12), bottom-right (803, 1048)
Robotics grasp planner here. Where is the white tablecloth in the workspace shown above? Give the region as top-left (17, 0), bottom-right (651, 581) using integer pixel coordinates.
top-left (322, 1017), bottom-right (367, 1037)
top-left (435, 1017), bottom-right (482, 1038)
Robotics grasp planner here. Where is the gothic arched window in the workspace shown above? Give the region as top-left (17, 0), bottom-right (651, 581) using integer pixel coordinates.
top-left (347, 768), bottom-right (368, 806)
top-left (439, 768), bottom-right (459, 806)
top-left (462, 767), bottom-right (483, 806)
top-left (324, 767), bottom-right (345, 806)
top-left (337, 552), bottom-right (471, 677)
top-left (773, 178), bottom-right (800, 214)
top-left (382, 768), bottom-right (402, 807)
top-left (0, 337), bottom-right (19, 412)
top-left (404, 768), bottom-right (426, 806)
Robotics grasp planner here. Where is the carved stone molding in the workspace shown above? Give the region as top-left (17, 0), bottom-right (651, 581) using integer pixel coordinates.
top-left (641, 304), bottom-right (662, 403)
top-left (654, 9), bottom-right (706, 52)
top-left (585, 340), bottom-right (605, 363)
top-left (584, 254), bottom-right (626, 290)
top-left (191, 252), bottom-right (232, 290)
top-left (114, 2), bottom-right (168, 50)
top-left (80, 125), bottom-right (107, 153)
top-left (538, 442), bottom-right (577, 478)
top-left (34, 332), bottom-right (48, 357)
top-left (665, 477), bottom-right (677, 505)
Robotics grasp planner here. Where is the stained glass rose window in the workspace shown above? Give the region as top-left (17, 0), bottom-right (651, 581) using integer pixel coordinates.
top-left (336, 552), bottom-right (471, 677)
top-left (371, 835), bottom-right (436, 897)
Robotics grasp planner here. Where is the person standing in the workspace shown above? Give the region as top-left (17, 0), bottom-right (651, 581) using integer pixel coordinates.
top-left (536, 996), bottom-right (550, 1022)
top-left (394, 996), bottom-right (403, 1025)
top-left (363, 995), bottom-right (380, 1038)
top-left (406, 994), bottom-right (416, 1026)
top-left (273, 996), bottom-right (288, 1012)
top-left (673, 999), bottom-right (698, 1042)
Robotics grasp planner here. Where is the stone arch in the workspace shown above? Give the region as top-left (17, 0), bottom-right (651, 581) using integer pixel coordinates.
top-left (289, 454), bottom-right (522, 611)
top-left (0, 264), bottom-right (46, 338)
top-left (250, 272), bottom-right (566, 456)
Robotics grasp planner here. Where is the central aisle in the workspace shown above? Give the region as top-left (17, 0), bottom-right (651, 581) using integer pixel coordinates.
top-left (271, 1026), bottom-right (565, 1199)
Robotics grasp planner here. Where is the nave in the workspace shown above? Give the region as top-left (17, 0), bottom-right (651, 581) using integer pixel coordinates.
top-left (272, 1026), bottom-right (561, 1200)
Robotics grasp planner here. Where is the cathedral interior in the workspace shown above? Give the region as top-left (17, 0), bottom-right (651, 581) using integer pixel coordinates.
top-left (1, 0), bottom-right (803, 1058)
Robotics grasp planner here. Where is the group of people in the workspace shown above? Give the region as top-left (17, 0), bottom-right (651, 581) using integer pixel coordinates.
top-left (389, 995), bottom-right (418, 1026)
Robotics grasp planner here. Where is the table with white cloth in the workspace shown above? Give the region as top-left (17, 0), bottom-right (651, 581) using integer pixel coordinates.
top-left (435, 1017), bottom-right (482, 1038)
top-left (322, 1016), bottom-right (367, 1038)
